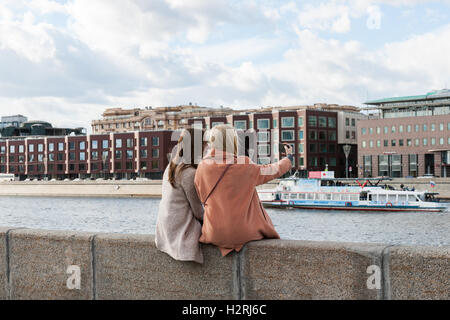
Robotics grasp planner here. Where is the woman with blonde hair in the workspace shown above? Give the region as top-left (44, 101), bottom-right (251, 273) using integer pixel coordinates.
top-left (194, 124), bottom-right (293, 256)
top-left (155, 128), bottom-right (206, 264)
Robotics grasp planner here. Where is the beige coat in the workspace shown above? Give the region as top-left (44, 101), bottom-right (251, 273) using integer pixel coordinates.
top-left (155, 166), bottom-right (204, 264)
top-left (195, 150), bottom-right (292, 256)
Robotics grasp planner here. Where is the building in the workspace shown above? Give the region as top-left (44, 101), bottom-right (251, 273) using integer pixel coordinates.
top-left (358, 89), bottom-right (450, 178)
top-left (0, 130), bottom-right (176, 180)
top-left (0, 120), bottom-right (85, 138)
top-left (91, 105), bottom-right (235, 134)
top-left (0, 115), bottom-right (28, 129)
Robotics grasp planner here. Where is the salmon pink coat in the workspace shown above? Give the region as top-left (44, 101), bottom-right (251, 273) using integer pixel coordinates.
top-left (194, 150), bottom-right (292, 256)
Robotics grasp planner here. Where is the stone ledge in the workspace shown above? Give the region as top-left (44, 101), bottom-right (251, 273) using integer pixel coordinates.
top-left (386, 245), bottom-right (450, 300)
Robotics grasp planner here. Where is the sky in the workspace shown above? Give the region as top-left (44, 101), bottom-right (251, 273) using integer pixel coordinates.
top-left (1, 0), bottom-right (450, 131)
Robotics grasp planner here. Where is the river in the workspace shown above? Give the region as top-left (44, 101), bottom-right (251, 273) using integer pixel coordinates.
top-left (0, 196), bottom-right (449, 247)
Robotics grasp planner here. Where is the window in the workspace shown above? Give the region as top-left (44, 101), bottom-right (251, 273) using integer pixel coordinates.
top-left (281, 117), bottom-right (294, 128)
top-left (19, 145), bottom-right (24, 153)
top-left (249, 121), bottom-right (253, 129)
top-left (376, 127), bottom-right (381, 134)
top-left (57, 153), bottom-right (64, 161)
top-left (234, 120), bottom-right (247, 130)
top-left (309, 144), bottom-right (317, 153)
top-left (320, 144), bottom-right (327, 153)
top-left (140, 149), bottom-right (148, 158)
top-left (345, 118), bottom-right (350, 126)
top-left (369, 128), bottom-right (374, 135)
top-left (115, 150), bottom-right (122, 159)
top-left (440, 137), bottom-right (444, 145)
top-left (28, 144), bottom-right (34, 153)
top-left (92, 151), bottom-right (98, 160)
top-left (92, 140), bottom-right (98, 149)
top-left (377, 140), bottom-right (381, 148)
top-left (384, 126), bottom-right (388, 134)
top-left (431, 124), bottom-right (436, 132)
top-left (361, 128), bottom-right (367, 135)
top-left (258, 145), bottom-right (270, 156)
top-left (69, 152), bottom-right (75, 161)
top-left (440, 123), bottom-right (444, 131)
top-left (102, 151), bottom-right (109, 160)
top-left (126, 150), bottom-right (133, 159)
top-left (152, 161), bottom-right (159, 170)
top-left (152, 137), bottom-right (159, 146)
top-left (391, 126), bottom-right (396, 133)
top-left (399, 139), bottom-right (404, 147)
top-left (363, 156), bottom-right (372, 177)
top-left (309, 130), bottom-right (317, 140)
top-left (126, 162), bottom-right (133, 170)
top-left (281, 130), bottom-right (294, 141)
top-left (257, 119), bottom-right (270, 129)
top-left (407, 125), bottom-right (411, 133)
top-left (79, 152), bottom-right (86, 161)
top-left (115, 162), bottom-right (122, 170)
top-left (18, 155), bottom-right (24, 163)
top-left (351, 131), bottom-right (356, 139)
top-left (423, 138), bottom-right (428, 146)
top-left (308, 116), bottom-right (317, 127)
top-left (102, 140), bottom-right (109, 149)
top-left (58, 143), bottom-right (64, 151)
top-left (0, 146), bottom-right (5, 154)
top-left (415, 124), bottom-right (420, 132)
top-left (49, 154), bottom-right (55, 162)
top-left (324, 131), bottom-right (334, 141)
top-left (399, 125), bottom-right (403, 133)
top-left (10, 145), bottom-right (15, 153)
top-left (258, 132), bottom-right (270, 142)
top-left (298, 117), bottom-right (304, 127)
top-left (78, 141), bottom-right (85, 150)
top-left (423, 124), bottom-right (427, 132)
top-left (299, 157), bottom-right (304, 166)
top-left (384, 140), bottom-right (388, 147)
top-left (407, 139), bottom-right (412, 147)
top-left (362, 141), bottom-right (367, 148)
top-left (351, 119), bottom-right (356, 127)
top-left (329, 157), bottom-right (337, 166)
top-left (152, 149), bottom-right (159, 158)
top-left (211, 122), bottom-right (223, 128)
top-left (127, 139), bottom-right (133, 148)
top-left (369, 140), bottom-right (374, 148)
top-left (346, 131), bottom-right (350, 139)
top-left (328, 117), bottom-right (336, 128)
top-left (298, 143), bottom-right (304, 153)
top-left (431, 138), bottom-right (436, 146)
top-left (69, 142), bottom-right (75, 150)
top-left (319, 131), bottom-right (326, 140)
top-left (116, 139), bottom-right (122, 148)
top-left (391, 140), bottom-right (396, 147)
top-left (298, 131), bottom-right (304, 140)
top-left (140, 161), bottom-right (147, 170)
top-left (309, 157), bottom-right (318, 166)
top-left (415, 138), bottom-right (420, 146)
top-left (318, 116), bottom-right (327, 128)
top-left (140, 137), bottom-right (148, 147)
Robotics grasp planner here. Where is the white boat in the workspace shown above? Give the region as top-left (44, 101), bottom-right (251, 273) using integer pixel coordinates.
top-left (258, 177), bottom-right (447, 212)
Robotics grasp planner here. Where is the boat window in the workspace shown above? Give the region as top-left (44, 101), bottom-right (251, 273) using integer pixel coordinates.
top-left (318, 193), bottom-right (327, 200)
top-left (408, 195), bottom-right (418, 202)
top-left (360, 192), bottom-right (368, 201)
top-left (326, 194), bottom-right (332, 200)
top-left (388, 194), bottom-right (397, 203)
top-left (282, 193), bottom-right (289, 200)
top-left (352, 194), bottom-right (359, 201)
top-left (298, 193), bottom-right (306, 200)
top-left (290, 193), bottom-right (297, 200)
top-left (307, 193), bottom-right (315, 200)
top-left (398, 195), bottom-right (407, 203)
top-left (332, 194), bottom-right (340, 201)
top-left (378, 194), bottom-right (387, 203)
top-left (368, 194), bottom-right (373, 201)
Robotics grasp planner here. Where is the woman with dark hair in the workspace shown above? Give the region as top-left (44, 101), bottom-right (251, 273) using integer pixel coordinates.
top-left (155, 128), bottom-right (206, 264)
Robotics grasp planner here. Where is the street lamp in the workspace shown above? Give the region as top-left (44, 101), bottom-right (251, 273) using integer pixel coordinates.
top-left (343, 145), bottom-right (351, 179)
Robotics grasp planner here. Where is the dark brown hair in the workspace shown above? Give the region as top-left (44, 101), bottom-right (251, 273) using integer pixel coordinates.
top-left (168, 128), bottom-right (205, 188)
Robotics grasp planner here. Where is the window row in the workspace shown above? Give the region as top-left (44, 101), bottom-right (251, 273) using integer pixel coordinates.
top-left (361, 123), bottom-right (450, 135)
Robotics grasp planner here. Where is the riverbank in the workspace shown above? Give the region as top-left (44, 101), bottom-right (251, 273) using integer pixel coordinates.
top-left (0, 178), bottom-right (450, 199)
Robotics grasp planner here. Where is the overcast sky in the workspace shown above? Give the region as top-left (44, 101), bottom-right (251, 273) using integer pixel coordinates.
top-left (1, 0), bottom-right (450, 131)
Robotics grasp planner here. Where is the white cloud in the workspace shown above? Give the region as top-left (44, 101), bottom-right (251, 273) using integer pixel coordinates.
top-left (298, 2), bottom-right (352, 33)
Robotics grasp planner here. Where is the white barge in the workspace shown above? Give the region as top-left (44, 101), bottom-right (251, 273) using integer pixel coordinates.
top-left (258, 177), bottom-right (447, 212)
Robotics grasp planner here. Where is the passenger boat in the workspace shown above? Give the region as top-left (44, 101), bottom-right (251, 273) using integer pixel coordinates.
top-left (258, 175), bottom-right (447, 212)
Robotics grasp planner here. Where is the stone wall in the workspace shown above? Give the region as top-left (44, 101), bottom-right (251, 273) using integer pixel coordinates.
top-left (0, 227), bottom-right (448, 300)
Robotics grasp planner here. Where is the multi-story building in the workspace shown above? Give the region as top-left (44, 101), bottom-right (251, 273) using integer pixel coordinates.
top-left (0, 115), bottom-right (28, 129)
top-left (91, 105), bottom-right (235, 134)
top-left (358, 89), bottom-right (450, 178)
top-left (0, 130), bottom-right (176, 180)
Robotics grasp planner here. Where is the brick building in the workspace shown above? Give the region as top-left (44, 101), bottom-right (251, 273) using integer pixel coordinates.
top-left (359, 89), bottom-right (450, 178)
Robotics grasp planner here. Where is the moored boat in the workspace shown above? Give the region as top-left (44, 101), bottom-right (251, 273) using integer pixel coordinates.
top-left (258, 176), bottom-right (447, 212)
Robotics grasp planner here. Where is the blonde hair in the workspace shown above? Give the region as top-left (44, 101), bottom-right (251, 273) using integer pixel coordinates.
top-left (208, 124), bottom-right (238, 156)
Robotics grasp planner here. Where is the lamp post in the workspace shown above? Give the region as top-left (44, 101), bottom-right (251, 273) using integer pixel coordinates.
top-left (343, 145), bottom-right (351, 179)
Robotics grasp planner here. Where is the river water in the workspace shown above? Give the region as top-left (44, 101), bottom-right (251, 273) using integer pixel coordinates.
top-left (0, 196), bottom-right (449, 247)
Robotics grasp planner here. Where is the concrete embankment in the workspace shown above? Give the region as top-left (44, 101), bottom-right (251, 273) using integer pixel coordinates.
top-left (0, 180), bottom-right (163, 198)
top-left (0, 227), bottom-right (448, 300)
top-left (1, 178), bottom-right (450, 199)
